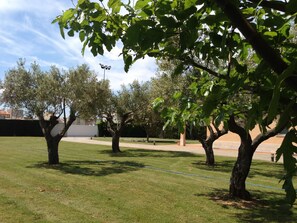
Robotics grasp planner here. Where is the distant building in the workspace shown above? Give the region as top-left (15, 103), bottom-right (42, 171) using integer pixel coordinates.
top-left (73, 117), bottom-right (96, 126)
top-left (8, 108), bottom-right (24, 119)
top-left (0, 110), bottom-right (11, 119)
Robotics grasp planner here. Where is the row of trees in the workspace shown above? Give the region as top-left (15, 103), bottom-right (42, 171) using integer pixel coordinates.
top-left (1, 59), bottom-right (190, 163)
top-left (54, 0), bottom-right (297, 204)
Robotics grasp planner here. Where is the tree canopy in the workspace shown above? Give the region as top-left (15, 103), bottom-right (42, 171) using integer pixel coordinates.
top-left (2, 60), bottom-right (109, 164)
top-left (54, 0), bottom-right (297, 204)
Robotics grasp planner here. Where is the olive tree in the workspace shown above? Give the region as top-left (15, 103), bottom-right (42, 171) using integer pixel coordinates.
top-left (2, 60), bottom-right (108, 165)
top-left (100, 80), bottom-right (153, 152)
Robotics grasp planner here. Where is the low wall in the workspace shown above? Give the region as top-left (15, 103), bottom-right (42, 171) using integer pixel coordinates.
top-left (0, 119), bottom-right (43, 136)
top-left (51, 124), bottom-right (98, 137)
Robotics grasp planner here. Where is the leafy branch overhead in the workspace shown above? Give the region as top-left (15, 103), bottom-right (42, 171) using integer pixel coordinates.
top-left (54, 0), bottom-right (297, 203)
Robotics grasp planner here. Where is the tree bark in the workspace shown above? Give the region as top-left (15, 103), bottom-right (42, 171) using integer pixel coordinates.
top-left (106, 111), bottom-right (133, 153)
top-left (38, 109), bottom-right (76, 165)
top-left (200, 139), bottom-right (215, 166)
top-left (45, 136), bottom-right (60, 165)
top-left (228, 116), bottom-right (253, 199)
top-left (229, 139), bottom-right (254, 200)
top-left (112, 132), bottom-right (121, 153)
top-left (205, 141), bottom-right (215, 166)
top-left (199, 125), bottom-right (228, 166)
top-left (227, 114), bottom-right (289, 200)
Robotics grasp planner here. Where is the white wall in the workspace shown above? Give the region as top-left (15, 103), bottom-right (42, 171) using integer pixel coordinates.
top-left (51, 124), bottom-right (98, 137)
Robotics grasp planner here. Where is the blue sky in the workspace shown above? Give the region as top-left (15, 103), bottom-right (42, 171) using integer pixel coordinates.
top-left (0, 0), bottom-right (157, 90)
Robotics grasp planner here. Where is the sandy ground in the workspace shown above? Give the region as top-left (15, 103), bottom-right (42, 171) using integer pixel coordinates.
top-left (61, 137), bottom-right (283, 163)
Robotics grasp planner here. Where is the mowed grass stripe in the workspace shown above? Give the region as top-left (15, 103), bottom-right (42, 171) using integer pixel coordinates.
top-left (0, 137), bottom-right (296, 223)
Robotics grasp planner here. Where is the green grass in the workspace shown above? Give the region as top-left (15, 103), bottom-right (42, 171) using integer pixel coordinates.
top-left (0, 137), bottom-right (296, 223)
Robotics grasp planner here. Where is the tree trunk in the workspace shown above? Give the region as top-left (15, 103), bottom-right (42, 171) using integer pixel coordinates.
top-left (204, 141), bottom-right (215, 166)
top-left (229, 141), bottom-right (254, 200)
top-left (112, 132), bottom-right (121, 153)
top-left (46, 136), bottom-right (60, 165)
top-left (38, 110), bottom-right (76, 165)
top-left (228, 115), bottom-right (253, 200)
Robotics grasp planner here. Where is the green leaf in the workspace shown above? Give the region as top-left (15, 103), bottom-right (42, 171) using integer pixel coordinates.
top-left (276, 130), bottom-right (297, 170)
top-left (278, 24), bottom-right (291, 38)
top-left (125, 24), bottom-right (141, 46)
top-left (277, 140), bottom-right (297, 206)
top-left (267, 60), bottom-right (297, 123)
top-left (242, 7), bottom-right (255, 15)
top-left (58, 22), bottom-right (65, 39)
top-left (91, 47), bottom-right (97, 57)
top-left (264, 31), bottom-right (278, 37)
top-left (173, 63), bottom-right (184, 76)
top-left (124, 55), bottom-right (132, 72)
top-left (61, 9), bottom-right (75, 23)
top-left (68, 30), bottom-right (74, 37)
top-left (81, 37), bottom-right (89, 56)
top-left (286, 0), bottom-right (297, 14)
top-left (143, 28), bottom-right (164, 46)
top-left (275, 102), bottom-right (293, 130)
top-left (173, 91), bottom-right (182, 99)
top-left (152, 97), bottom-right (164, 110)
top-left (163, 119), bottom-right (171, 131)
top-left (78, 0), bottom-right (86, 5)
top-left (282, 178), bottom-right (296, 206)
top-left (175, 6), bottom-right (197, 20)
top-left (184, 0), bottom-right (197, 9)
top-left (108, 0), bottom-right (122, 13)
top-left (79, 31), bottom-right (85, 42)
top-left (135, 0), bottom-right (151, 10)
top-left (160, 16), bottom-right (179, 28)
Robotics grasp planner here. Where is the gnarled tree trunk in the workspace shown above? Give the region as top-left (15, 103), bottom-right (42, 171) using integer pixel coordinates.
top-left (106, 111), bottom-right (133, 153)
top-left (112, 131), bottom-right (121, 153)
top-left (45, 135), bottom-right (60, 165)
top-left (38, 110), bottom-right (76, 165)
top-left (228, 116), bottom-right (253, 199)
top-left (229, 138), bottom-right (254, 200)
top-left (198, 124), bottom-right (228, 166)
top-left (205, 140), bottom-right (215, 166)
top-left (228, 115), bottom-right (287, 200)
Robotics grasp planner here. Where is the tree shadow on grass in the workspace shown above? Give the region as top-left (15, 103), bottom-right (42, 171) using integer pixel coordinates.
top-left (192, 160), bottom-right (285, 179)
top-left (99, 149), bottom-right (200, 158)
top-left (27, 160), bottom-right (145, 177)
top-left (195, 188), bottom-right (296, 223)
top-left (192, 160), bottom-right (235, 173)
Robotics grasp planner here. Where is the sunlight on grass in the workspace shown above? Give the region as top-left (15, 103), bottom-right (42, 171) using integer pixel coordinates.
top-left (0, 137), bottom-right (295, 223)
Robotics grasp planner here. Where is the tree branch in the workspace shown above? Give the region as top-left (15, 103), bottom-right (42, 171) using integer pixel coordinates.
top-left (247, 0), bottom-right (287, 13)
top-left (212, 0), bottom-right (297, 91)
top-left (183, 56), bottom-right (222, 78)
top-left (228, 115), bottom-right (251, 143)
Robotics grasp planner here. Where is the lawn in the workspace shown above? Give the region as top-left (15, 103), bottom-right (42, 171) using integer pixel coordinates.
top-left (0, 137), bottom-right (295, 223)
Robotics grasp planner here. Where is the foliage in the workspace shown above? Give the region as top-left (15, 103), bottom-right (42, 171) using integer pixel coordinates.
top-left (1, 60), bottom-right (109, 164)
top-left (276, 129), bottom-right (297, 205)
top-left (98, 80), bottom-right (156, 151)
top-left (2, 60), bottom-right (107, 122)
top-left (54, 0), bottom-right (297, 202)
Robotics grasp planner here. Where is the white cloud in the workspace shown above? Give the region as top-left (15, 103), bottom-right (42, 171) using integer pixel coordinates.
top-left (0, 0), bottom-right (71, 17)
top-left (104, 45), bottom-right (123, 61)
top-left (0, 0), bottom-right (157, 90)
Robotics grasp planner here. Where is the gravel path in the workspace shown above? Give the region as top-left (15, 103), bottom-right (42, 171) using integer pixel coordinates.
top-left (62, 137), bottom-right (282, 162)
